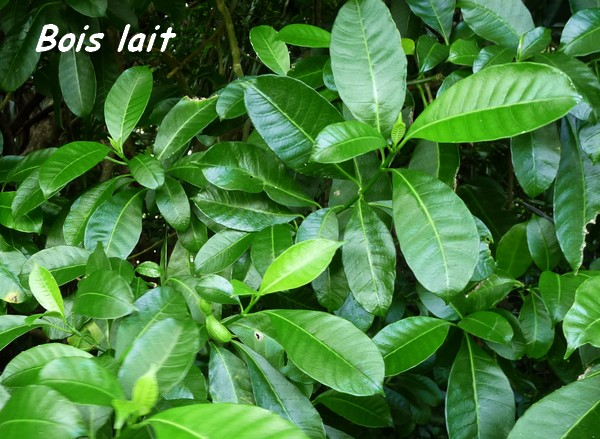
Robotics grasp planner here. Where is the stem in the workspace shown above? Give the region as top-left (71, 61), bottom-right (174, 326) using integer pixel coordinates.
top-left (243, 295), bottom-right (261, 315)
top-left (0, 92), bottom-right (11, 112)
top-left (128, 232), bottom-right (177, 261)
top-left (104, 156), bottom-right (127, 166)
top-left (216, 0), bottom-right (244, 78)
top-left (406, 74), bottom-right (444, 86)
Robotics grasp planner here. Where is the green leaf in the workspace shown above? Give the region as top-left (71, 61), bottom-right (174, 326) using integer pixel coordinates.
top-left (131, 364), bottom-right (159, 416)
top-left (342, 201), bottom-right (395, 316)
top-left (156, 177), bottom-right (191, 232)
top-left (168, 153), bottom-right (208, 188)
top-left (519, 291), bottom-right (554, 359)
top-left (59, 49), bottom-right (96, 117)
top-left (373, 316), bottom-right (451, 376)
top-left (277, 24), bottom-right (331, 48)
top-left (312, 121), bottom-right (387, 163)
top-left (560, 9), bottom-right (600, 57)
top-left (0, 385), bottom-right (84, 437)
top-left (194, 230), bottom-right (254, 275)
top-left (393, 169), bottom-right (479, 297)
top-left (129, 154), bottom-right (165, 189)
top-left (580, 121), bottom-right (600, 163)
top-left (29, 264), bottom-right (64, 317)
top-left (416, 34), bottom-right (449, 74)
top-left (118, 317), bottom-right (200, 396)
top-left (11, 169), bottom-right (45, 217)
top-left (446, 337), bottom-right (515, 439)
top-left (251, 225), bottom-right (293, 276)
top-left (0, 315), bottom-right (48, 351)
top-left (459, 0), bottom-right (534, 48)
top-left (177, 215), bottom-right (208, 253)
top-left (526, 216), bottom-right (562, 271)
top-left (154, 96), bottom-right (218, 165)
top-left (20, 245), bottom-right (91, 286)
top-left (314, 390), bottom-right (392, 428)
top-left (296, 208), bottom-right (339, 243)
top-left (406, 0), bottom-right (454, 44)
top-left (472, 45), bottom-right (514, 73)
top-left (263, 309), bottom-right (385, 396)
top-left (39, 141), bottom-right (109, 197)
top-left (0, 192), bottom-right (42, 233)
top-left (38, 357), bottom-right (124, 405)
top-left (216, 77), bottom-right (253, 119)
top-left (458, 311), bottom-right (514, 344)
top-left (508, 374), bottom-right (600, 438)
top-left (464, 273), bottom-right (521, 314)
top-left (260, 239), bottom-right (341, 295)
top-left (84, 188), bottom-right (144, 259)
top-left (209, 343), bottom-right (254, 404)
top-left (105, 66), bottom-right (153, 147)
top-left (193, 187), bottom-right (299, 232)
top-left (510, 123), bottom-right (561, 198)
top-left (5, 148), bottom-right (56, 184)
top-left (563, 276), bottom-right (600, 357)
top-left (330, 0), bottom-right (407, 136)
top-left (539, 271), bottom-right (598, 324)
top-left (235, 342), bottom-right (326, 438)
top-left (136, 261), bottom-right (162, 278)
top-left (496, 223), bottom-right (533, 278)
top-left (448, 39), bottom-right (479, 66)
top-left (406, 63), bottom-right (579, 143)
top-left (145, 403), bottom-right (309, 438)
top-left (74, 270), bottom-right (135, 319)
top-left (250, 25), bottom-right (290, 75)
top-left (517, 27), bottom-right (552, 61)
top-left (554, 119), bottom-right (600, 271)
top-left (65, 0), bottom-right (107, 17)
top-left (408, 140), bottom-right (459, 188)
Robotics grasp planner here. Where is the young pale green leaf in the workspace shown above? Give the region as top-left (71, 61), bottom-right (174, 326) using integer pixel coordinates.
top-left (0, 385), bottom-right (85, 438)
top-left (29, 264), bottom-right (64, 317)
top-left (373, 316), bottom-right (452, 376)
top-left (65, 0), bottom-right (107, 17)
top-left (59, 49), bottom-right (96, 118)
top-left (510, 123), bottom-right (561, 198)
top-left (209, 343), bottom-right (254, 404)
top-left (251, 225), bottom-right (293, 276)
top-left (526, 216), bottom-right (562, 271)
top-left (393, 169), bottom-right (479, 298)
top-left (406, 0), bottom-right (454, 44)
top-left (105, 66), bottom-right (152, 147)
top-left (155, 177), bottom-right (191, 232)
top-left (496, 222), bottom-right (533, 278)
top-left (235, 342), bottom-right (326, 438)
top-left (406, 63), bottom-right (579, 143)
top-left (19, 245), bottom-right (91, 286)
top-left (38, 357), bottom-right (124, 406)
top-left (312, 121), bottom-right (387, 163)
top-left (38, 141), bottom-right (109, 197)
top-left (342, 201), bottom-right (395, 316)
top-left (145, 403), bottom-right (309, 439)
top-left (74, 269), bottom-right (135, 319)
top-left (563, 276), bottom-right (600, 357)
top-left (314, 390), bottom-right (393, 428)
top-left (508, 374), bottom-right (600, 438)
top-left (446, 337), bottom-right (515, 439)
top-left (330, 0), bottom-right (406, 136)
top-left (154, 96), bottom-right (218, 165)
top-left (408, 140), bottom-right (459, 188)
top-left (84, 189), bottom-right (144, 259)
top-left (459, 0), bottom-right (534, 48)
top-left (416, 34), bottom-right (449, 74)
top-left (259, 239), bottom-right (341, 295)
top-left (0, 192), bottom-right (42, 233)
top-left (250, 25), bottom-right (290, 75)
top-left (263, 309), bottom-right (385, 396)
top-left (195, 230), bottom-right (254, 275)
top-left (129, 154), bottom-right (165, 189)
top-left (277, 24), bottom-right (331, 48)
top-left (519, 292), bottom-right (554, 359)
top-left (554, 119), bottom-right (600, 271)
top-left (560, 9), bottom-right (600, 56)
top-left (131, 364), bottom-right (159, 415)
top-left (458, 311), bottom-right (514, 344)
top-left (517, 27), bottom-right (552, 61)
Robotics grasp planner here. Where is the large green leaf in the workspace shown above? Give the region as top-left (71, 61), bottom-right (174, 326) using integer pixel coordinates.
top-left (208, 343), bottom-right (254, 404)
top-left (519, 291), bottom-right (554, 359)
top-left (330, 0), bottom-right (406, 136)
top-left (235, 342), bottom-right (326, 438)
top-left (406, 63), bottom-right (579, 143)
top-left (393, 169), bottom-right (479, 297)
top-left (105, 66), bottom-right (153, 147)
top-left (496, 222), bottom-right (532, 278)
top-left (0, 192), bottom-right (42, 233)
top-left (39, 141), bottom-right (109, 197)
top-left (154, 96), bottom-right (218, 165)
top-left (406, 0), bottom-right (454, 44)
top-left (145, 403), bottom-right (309, 439)
top-left (314, 390), bottom-right (392, 428)
top-left (155, 177), bottom-right (191, 232)
top-left (11, 169), bottom-right (45, 217)
top-left (526, 216), bottom-right (562, 271)
top-left (312, 121), bottom-right (387, 163)
top-left (250, 26), bottom-right (290, 75)
top-left (458, 0), bottom-right (534, 48)
top-left (508, 374), bottom-right (600, 438)
top-left (510, 123), bottom-right (561, 198)
top-left (263, 309), bottom-right (384, 396)
top-left (446, 336), bottom-right (515, 439)
top-left (373, 316), bottom-right (451, 376)
top-left (59, 49), bottom-right (96, 117)
top-left (560, 9), bottom-right (600, 57)
top-left (554, 119), bottom-right (600, 271)
top-left (259, 239), bottom-right (342, 295)
top-left (194, 230), bottom-right (254, 275)
top-left (74, 270), bottom-right (136, 319)
top-left (458, 311), bottom-right (514, 344)
top-left (408, 140), bottom-right (459, 188)
top-left (20, 245), bottom-right (91, 286)
top-left (342, 201), bottom-right (395, 316)
top-left (539, 271), bottom-right (595, 324)
top-left (84, 189), bottom-right (144, 259)
top-left (251, 225), bottom-right (293, 276)
top-left (563, 276), bottom-right (600, 357)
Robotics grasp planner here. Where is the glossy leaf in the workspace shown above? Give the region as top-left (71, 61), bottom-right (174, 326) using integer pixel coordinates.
top-left (464, 274), bottom-right (521, 314)
top-left (129, 154), bottom-right (165, 189)
top-left (11, 169), bottom-right (45, 217)
top-left (208, 343), bottom-right (254, 404)
top-left (156, 177), bottom-right (191, 232)
top-left (278, 24), bottom-right (330, 48)
top-left (560, 9), bottom-right (600, 57)
top-left (195, 230), bottom-right (254, 275)
top-left (496, 223), bottom-right (533, 278)
top-left (519, 291), bottom-right (554, 358)
top-left (406, 0), bottom-right (454, 44)
top-left (20, 245), bottom-right (90, 286)
top-left (250, 25), bottom-right (290, 75)
top-left (313, 121), bottom-right (387, 163)
top-left (59, 49), bottom-right (96, 117)
top-left (296, 208), bottom-right (339, 243)
top-left (330, 0), bottom-right (407, 136)
top-left (408, 140), bottom-right (459, 188)
top-left (539, 271), bottom-right (592, 324)
top-left (406, 63), bottom-right (579, 143)
top-left (526, 216), bottom-right (562, 271)
top-left (29, 264), bottom-right (64, 317)
top-left (517, 27), bottom-right (551, 61)
top-left (342, 201), bottom-right (395, 316)
top-left (448, 39), bottom-right (479, 66)
top-left (74, 270), bottom-right (135, 319)
top-left (472, 45), bottom-right (514, 73)
top-left (416, 34), bottom-right (449, 74)
top-left (458, 311), bottom-right (514, 344)
top-left (216, 77), bottom-right (253, 119)
top-left (0, 192), bottom-right (42, 233)
top-left (0, 315), bottom-right (48, 351)
top-left (563, 276), bottom-right (600, 356)
top-left (251, 225), bottom-right (293, 276)
top-left (580, 121), bottom-right (600, 163)
top-left (373, 316), bottom-right (451, 376)
top-left (65, 0), bottom-right (107, 17)
top-left (314, 390), bottom-right (392, 428)
top-left (393, 169), bottom-right (479, 297)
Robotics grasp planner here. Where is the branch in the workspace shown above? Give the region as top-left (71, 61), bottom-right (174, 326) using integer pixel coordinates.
top-left (216, 0), bottom-right (244, 78)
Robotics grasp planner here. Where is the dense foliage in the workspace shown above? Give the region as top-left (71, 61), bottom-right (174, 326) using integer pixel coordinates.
top-left (1, 0), bottom-right (600, 437)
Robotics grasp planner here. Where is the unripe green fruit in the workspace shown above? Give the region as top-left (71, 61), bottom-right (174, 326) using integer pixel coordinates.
top-left (199, 297), bottom-right (213, 316)
top-left (206, 315), bottom-right (233, 343)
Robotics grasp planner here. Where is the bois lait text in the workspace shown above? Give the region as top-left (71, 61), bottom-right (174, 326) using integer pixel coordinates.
top-left (36, 24), bottom-right (176, 53)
